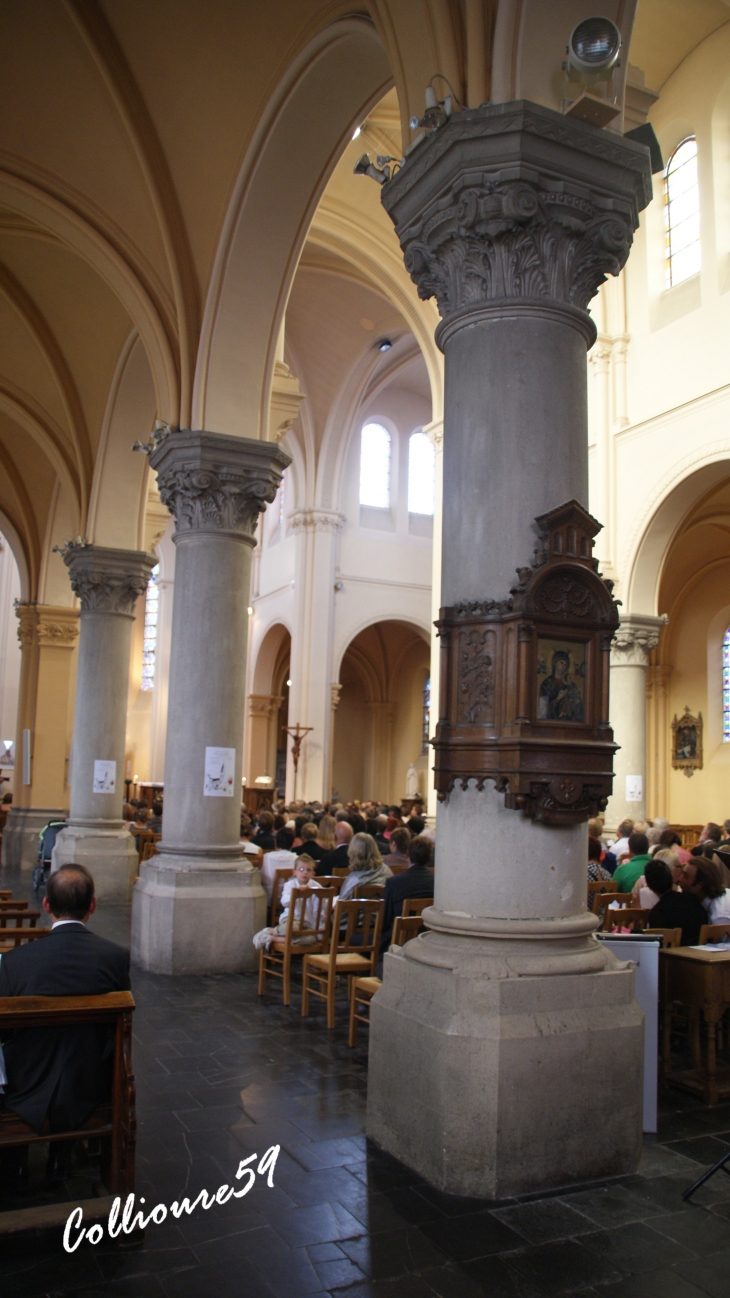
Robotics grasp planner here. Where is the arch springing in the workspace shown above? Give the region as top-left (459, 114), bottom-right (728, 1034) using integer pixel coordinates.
top-left (360, 422), bottom-right (390, 508)
top-left (664, 137), bottom-right (700, 288)
top-left (408, 430), bottom-right (435, 515)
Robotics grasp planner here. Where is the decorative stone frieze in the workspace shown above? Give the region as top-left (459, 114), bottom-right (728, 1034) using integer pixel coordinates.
top-left (58, 542), bottom-right (155, 616)
top-left (16, 603), bottom-right (79, 649)
top-left (610, 615), bottom-right (666, 667)
top-left (144, 428), bottom-right (290, 541)
top-left (382, 101), bottom-right (652, 342)
top-left (290, 509), bottom-right (345, 535)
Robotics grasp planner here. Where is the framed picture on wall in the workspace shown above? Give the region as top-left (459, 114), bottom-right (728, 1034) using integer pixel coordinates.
top-left (671, 706), bottom-right (703, 778)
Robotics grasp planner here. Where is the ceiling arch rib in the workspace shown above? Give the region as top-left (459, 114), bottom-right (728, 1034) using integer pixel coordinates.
top-left (63, 0), bottom-right (199, 426)
top-left (0, 383), bottom-right (81, 529)
top-left (0, 439), bottom-right (41, 597)
top-left (0, 170), bottom-right (179, 424)
top-left (0, 259), bottom-right (90, 517)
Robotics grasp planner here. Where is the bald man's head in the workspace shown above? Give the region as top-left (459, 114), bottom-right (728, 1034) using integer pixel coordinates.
top-left (334, 821), bottom-right (353, 845)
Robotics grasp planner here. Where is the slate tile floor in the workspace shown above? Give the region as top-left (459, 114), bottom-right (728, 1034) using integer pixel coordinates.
top-left (1, 873), bottom-right (730, 1296)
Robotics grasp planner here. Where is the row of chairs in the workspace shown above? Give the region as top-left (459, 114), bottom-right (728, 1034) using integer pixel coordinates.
top-left (258, 881), bottom-right (432, 1043)
top-left (600, 901), bottom-right (730, 947)
top-left (0, 891), bottom-right (49, 953)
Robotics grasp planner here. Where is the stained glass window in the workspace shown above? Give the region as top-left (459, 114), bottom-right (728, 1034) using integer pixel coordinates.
top-left (359, 422), bottom-right (390, 507)
top-left (422, 674), bottom-right (431, 754)
top-left (141, 564), bottom-right (160, 691)
top-left (408, 430), bottom-right (435, 515)
top-left (717, 628), bottom-right (722, 742)
top-left (664, 137), bottom-right (700, 288)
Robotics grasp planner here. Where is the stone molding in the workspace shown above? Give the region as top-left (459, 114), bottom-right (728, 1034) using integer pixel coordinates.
top-left (16, 603), bottom-right (79, 649)
top-left (248, 693), bottom-right (283, 719)
top-left (331, 682), bottom-right (342, 711)
top-left (424, 417), bottom-right (444, 451)
top-left (59, 542), bottom-right (155, 615)
top-left (290, 508), bottom-right (345, 535)
top-left (141, 428), bottom-right (290, 541)
top-left (381, 101), bottom-right (651, 338)
top-left (610, 614), bottom-right (667, 667)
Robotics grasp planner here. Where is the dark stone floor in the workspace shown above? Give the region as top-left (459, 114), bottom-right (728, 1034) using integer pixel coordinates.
top-left (2, 866), bottom-right (730, 1296)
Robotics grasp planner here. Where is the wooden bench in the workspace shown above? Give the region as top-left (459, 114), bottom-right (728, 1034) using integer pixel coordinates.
top-left (0, 922), bottom-right (48, 953)
top-left (0, 991), bottom-right (136, 1234)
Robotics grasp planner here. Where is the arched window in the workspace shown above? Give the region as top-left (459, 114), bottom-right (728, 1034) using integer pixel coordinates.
top-left (408, 430), bottom-right (435, 515)
top-left (664, 137), bottom-right (700, 288)
top-left (140, 564), bottom-right (160, 691)
top-left (359, 422), bottom-right (390, 507)
top-left (717, 628), bottom-right (722, 742)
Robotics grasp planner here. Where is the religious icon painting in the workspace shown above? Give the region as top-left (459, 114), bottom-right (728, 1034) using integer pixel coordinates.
top-left (536, 640), bottom-right (586, 722)
top-left (671, 706), bottom-right (703, 777)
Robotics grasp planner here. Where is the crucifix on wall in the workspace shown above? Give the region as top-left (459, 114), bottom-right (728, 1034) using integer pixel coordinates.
top-left (284, 723), bottom-right (313, 802)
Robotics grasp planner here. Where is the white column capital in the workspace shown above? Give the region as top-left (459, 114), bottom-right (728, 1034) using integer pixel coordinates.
top-left (290, 508), bottom-right (345, 535)
top-left (424, 417), bottom-right (444, 451)
top-left (610, 614), bottom-right (667, 667)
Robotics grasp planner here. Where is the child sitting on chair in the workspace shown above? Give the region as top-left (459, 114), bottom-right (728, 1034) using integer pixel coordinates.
top-left (252, 855), bottom-right (322, 950)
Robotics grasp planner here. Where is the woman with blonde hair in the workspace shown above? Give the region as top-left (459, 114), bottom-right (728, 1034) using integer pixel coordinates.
top-left (316, 815), bottom-right (336, 853)
top-left (339, 832), bottom-right (392, 900)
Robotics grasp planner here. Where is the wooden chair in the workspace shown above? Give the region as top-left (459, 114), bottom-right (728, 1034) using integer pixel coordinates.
top-left (136, 830), bottom-right (159, 863)
top-left (271, 867), bottom-right (294, 920)
top-left (348, 975), bottom-right (381, 1048)
top-left (0, 909), bottom-right (40, 928)
top-left (258, 886), bottom-right (336, 1006)
top-left (645, 927), bottom-right (683, 948)
top-left (597, 891), bottom-right (633, 918)
top-left (0, 900), bottom-right (29, 912)
top-left (391, 914), bottom-right (426, 947)
top-left (0, 991), bottom-right (136, 1231)
top-left (602, 906), bottom-right (651, 933)
top-left (302, 899), bottom-right (383, 1029)
top-left (332, 866), bottom-right (349, 878)
top-left (588, 880), bottom-right (617, 915)
top-left (0, 917), bottom-right (48, 953)
top-left (140, 840), bottom-right (159, 863)
top-left (0, 890), bottom-right (12, 900)
top-left (316, 876), bottom-right (342, 894)
top-left (355, 884), bottom-right (385, 899)
top-left (698, 923), bottom-right (730, 946)
top-left (402, 896), bottom-right (433, 918)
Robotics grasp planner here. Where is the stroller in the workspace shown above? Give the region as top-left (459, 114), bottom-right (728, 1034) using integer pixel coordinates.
top-left (32, 819), bottom-right (67, 892)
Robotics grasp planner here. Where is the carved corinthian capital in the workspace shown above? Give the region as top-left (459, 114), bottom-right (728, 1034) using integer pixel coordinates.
top-left (381, 101), bottom-right (652, 344)
top-left (61, 543), bottom-right (156, 615)
top-left (147, 429), bottom-right (291, 541)
top-left (610, 614), bottom-right (667, 667)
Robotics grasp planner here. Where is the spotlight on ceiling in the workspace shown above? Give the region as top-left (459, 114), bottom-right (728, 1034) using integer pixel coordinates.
top-left (352, 125), bottom-right (361, 141)
top-left (377, 338), bottom-right (392, 352)
top-left (567, 17), bottom-right (621, 76)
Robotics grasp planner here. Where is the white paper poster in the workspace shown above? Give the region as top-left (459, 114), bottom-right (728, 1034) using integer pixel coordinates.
top-left (626, 774), bottom-right (643, 803)
top-left (204, 746), bottom-right (236, 797)
top-left (93, 759), bottom-right (117, 794)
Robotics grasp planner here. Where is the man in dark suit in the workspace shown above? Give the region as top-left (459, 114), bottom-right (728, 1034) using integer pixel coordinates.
top-left (0, 862), bottom-right (130, 1186)
top-left (380, 835), bottom-right (434, 953)
top-left (315, 820), bottom-right (353, 876)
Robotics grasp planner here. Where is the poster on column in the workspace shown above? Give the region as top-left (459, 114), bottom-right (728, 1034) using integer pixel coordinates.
top-left (204, 747), bottom-right (236, 797)
top-left (626, 775), bottom-right (643, 803)
top-left (93, 760), bottom-right (117, 794)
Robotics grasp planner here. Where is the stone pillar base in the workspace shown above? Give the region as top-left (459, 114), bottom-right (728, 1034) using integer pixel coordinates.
top-left (51, 825), bottom-right (138, 903)
top-left (1, 807), bottom-right (67, 872)
top-left (131, 856), bottom-right (266, 974)
top-left (367, 933), bottom-right (643, 1199)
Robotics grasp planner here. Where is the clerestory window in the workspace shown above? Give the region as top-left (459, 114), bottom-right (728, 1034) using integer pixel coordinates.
top-left (140, 564), bottom-right (160, 691)
top-left (408, 430), bottom-right (435, 515)
top-left (359, 422), bottom-right (390, 508)
top-left (664, 137), bottom-right (700, 288)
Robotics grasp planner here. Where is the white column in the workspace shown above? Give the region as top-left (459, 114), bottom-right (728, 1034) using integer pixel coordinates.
top-left (367, 101), bottom-right (652, 1198)
top-left (287, 509), bottom-right (343, 802)
top-left (132, 429), bottom-right (289, 974)
top-left (605, 615), bottom-right (666, 831)
top-left (52, 545), bottom-right (154, 900)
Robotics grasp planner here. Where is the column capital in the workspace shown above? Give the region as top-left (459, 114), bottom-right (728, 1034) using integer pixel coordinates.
top-left (145, 429), bottom-right (290, 542)
top-left (59, 542), bottom-right (155, 615)
top-left (331, 682), bottom-right (342, 711)
top-left (290, 508), bottom-right (345, 535)
top-left (16, 602), bottom-right (79, 649)
top-left (381, 101), bottom-right (652, 347)
top-left (248, 693), bottom-right (283, 718)
top-left (611, 614), bottom-right (667, 667)
top-left (424, 417), bottom-right (444, 451)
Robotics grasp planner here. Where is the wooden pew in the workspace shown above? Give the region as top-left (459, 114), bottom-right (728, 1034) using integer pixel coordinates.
top-left (0, 923), bottom-right (48, 953)
top-left (0, 991), bottom-right (136, 1234)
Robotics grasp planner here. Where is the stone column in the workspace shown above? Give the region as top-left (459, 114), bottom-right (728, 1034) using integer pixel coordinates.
top-left (287, 508), bottom-right (343, 802)
top-left (51, 545), bottom-right (154, 900)
top-left (246, 693), bottom-right (283, 785)
top-left (2, 605), bottom-right (78, 871)
top-left (605, 615), bottom-right (666, 830)
top-left (328, 682), bottom-right (341, 801)
top-left (425, 417), bottom-right (443, 818)
top-left (131, 429), bottom-right (289, 974)
top-left (646, 663), bottom-right (672, 821)
top-left (367, 102), bottom-right (652, 1197)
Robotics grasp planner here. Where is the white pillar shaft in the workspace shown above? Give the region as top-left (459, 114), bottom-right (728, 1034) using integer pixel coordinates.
top-left (605, 615), bottom-right (665, 830)
top-left (69, 611), bottom-right (135, 826)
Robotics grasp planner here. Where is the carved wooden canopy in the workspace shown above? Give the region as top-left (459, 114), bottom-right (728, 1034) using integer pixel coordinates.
top-left (433, 500), bottom-right (619, 825)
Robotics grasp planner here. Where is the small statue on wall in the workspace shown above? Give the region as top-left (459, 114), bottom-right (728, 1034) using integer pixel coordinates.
top-left (671, 706), bottom-right (703, 778)
top-left (405, 764), bottom-right (420, 797)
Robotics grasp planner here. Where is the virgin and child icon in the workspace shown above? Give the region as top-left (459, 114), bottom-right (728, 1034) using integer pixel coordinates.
top-left (536, 643), bottom-right (585, 723)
